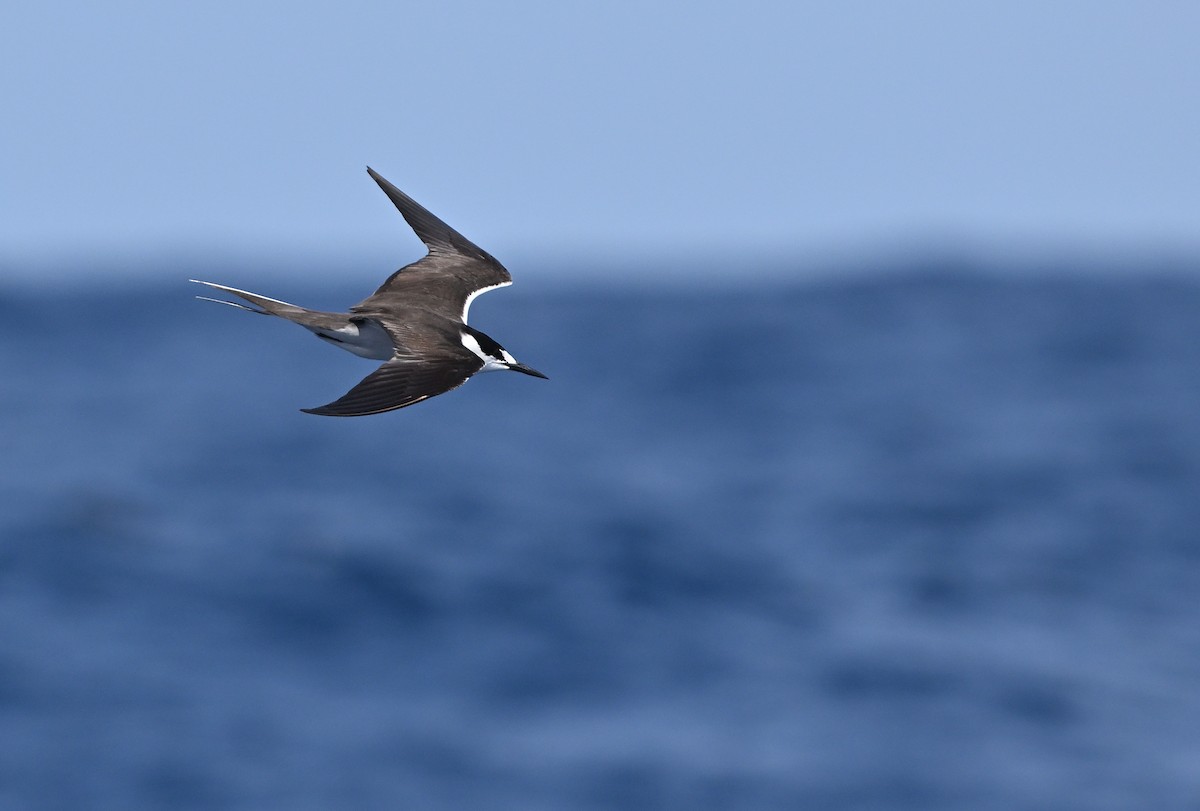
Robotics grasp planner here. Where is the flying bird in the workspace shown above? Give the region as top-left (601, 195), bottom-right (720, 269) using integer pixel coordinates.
top-left (192, 167), bottom-right (547, 416)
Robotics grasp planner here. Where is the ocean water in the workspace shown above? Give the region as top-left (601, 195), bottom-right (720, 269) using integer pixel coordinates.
top-left (2, 266), bottom-right (1200, 809)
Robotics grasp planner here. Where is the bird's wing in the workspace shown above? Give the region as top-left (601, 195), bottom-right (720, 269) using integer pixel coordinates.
top-left (353, 168), bottom-right (512, 322)
top-left (301, 354), bottom-right (482, 417)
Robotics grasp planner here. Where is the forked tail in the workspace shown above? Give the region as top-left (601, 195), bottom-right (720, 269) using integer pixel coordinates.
top-left (189, 279), bottom-right (350, 331)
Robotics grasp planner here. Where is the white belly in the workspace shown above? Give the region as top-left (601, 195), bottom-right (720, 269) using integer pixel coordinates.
top-left (312, 319), bottom-right (394, 360)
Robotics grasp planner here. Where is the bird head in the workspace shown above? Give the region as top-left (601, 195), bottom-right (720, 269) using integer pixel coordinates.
top-left (462, 326), bottom-right (548, 379)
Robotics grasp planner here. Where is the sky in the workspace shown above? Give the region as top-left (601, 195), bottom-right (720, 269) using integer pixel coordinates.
top-left (3, 1), bottom-right (1200, 281)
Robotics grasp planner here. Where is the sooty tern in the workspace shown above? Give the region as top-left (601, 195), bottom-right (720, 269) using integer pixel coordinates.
top-left (192, 167), bottom-right (547, 416)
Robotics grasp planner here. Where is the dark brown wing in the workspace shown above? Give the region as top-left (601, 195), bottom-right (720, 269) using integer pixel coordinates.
top-left (354, 168), bottom-right (511, 322)
top-left (301, 355), bottom-right (482, 417)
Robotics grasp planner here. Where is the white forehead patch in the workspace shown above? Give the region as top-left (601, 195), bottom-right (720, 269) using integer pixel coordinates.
top-left (460, 331), bottom-right (515, 373)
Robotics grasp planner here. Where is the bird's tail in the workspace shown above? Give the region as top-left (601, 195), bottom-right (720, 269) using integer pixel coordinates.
top-left (189, 279), bottom-right (350, 331)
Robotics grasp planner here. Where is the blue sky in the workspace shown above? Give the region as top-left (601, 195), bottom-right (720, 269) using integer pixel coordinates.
top-left (3, 1), bottom-right (1200, 280)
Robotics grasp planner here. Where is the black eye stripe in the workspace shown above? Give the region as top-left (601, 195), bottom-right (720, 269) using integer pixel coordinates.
top-left (462, 326), bottom-right (506, 359)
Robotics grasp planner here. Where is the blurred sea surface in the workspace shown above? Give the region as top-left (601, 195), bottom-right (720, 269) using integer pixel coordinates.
top-left (2, 262), bottom-right (1200, 809)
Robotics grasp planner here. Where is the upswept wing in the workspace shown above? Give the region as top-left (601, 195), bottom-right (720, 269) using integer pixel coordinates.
top-left (353, 168), bottom-right (512, 322)
top-left (301, 354), bottom-right (482, 417)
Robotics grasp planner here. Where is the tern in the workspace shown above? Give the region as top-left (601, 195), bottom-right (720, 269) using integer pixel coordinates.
top-left (192, 167), bottom-right (547, 416)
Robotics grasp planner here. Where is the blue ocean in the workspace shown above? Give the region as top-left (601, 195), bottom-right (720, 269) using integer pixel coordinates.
top-left (2, 262), bottom-right (1200, 809)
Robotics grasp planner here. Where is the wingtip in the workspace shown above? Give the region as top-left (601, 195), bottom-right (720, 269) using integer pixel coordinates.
top-left (300, 404), bottom-right (352, 417)
top-left (300, 399), bottom-right (348, 416)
